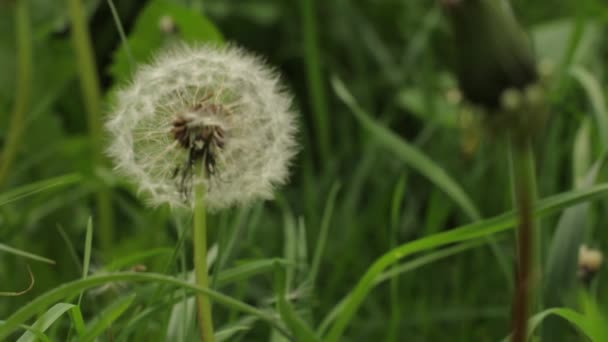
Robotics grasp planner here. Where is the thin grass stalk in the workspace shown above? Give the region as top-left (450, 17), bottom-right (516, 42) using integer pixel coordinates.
top-left (300, 0), bottom-right (330, 162)
top-left (106, 0), bottom-right (134, 68)
top-left (67, 0), bottom-right (114, 249)
top-left (193, 178), bottom-right (215, 342)
top-left (509, 138), bottom-right (539, 342)
top-left (0, 0), bottom-right (32, 188)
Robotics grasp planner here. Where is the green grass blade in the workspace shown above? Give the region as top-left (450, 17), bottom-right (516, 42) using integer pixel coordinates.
top-left (501, 307), bottom-right (607, 342)
top-left (102, 248), bottom-right (173, 272)
top-left (80, 294), bottom-right (136, 341)
top-left (0, 244), bottom-right (55, 265)
top-left (0, 265), bottom-right (34, 297)
top-left (56, 224), bottom-right (83, 273)
top-left (571, 66), bottom-right (608, 150)
top-left (309, 182), bottom-right (340, 287)
top-left (387, 176), bottom-right (407, 342)
top-left (0, 173), bottom-right (82, 206)
top-left (275, 263), bottom-right (320, 342)
top-left (216, 259), bottom-right (289, 288)
top-left (16, 303), bottom-right (75, 342)
top-left (69, 306), bottom-right (86, 337)
top-left (317, 239), bottom-right (486, 335)
top-left (300, 0), bottom-right (330, 160)
top-left (332, 76), bottom-right (481, 220)
top-left (0, 272), bottom-right (292, 340)
top-left (544, 156), bottom-right (606, 308)
top-left (77, 217), bottom-right (93, 306)
top-left (323, 183), bottom-right (608, 342)
top-left (216, 316), bottom-right (258, 342)
top-left (333, 75), bottom-right (512, 287)
top-left (106, 0), bottom-right (134, 68)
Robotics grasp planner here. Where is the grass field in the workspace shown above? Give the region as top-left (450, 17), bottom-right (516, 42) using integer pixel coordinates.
top-left (1, 0), bottom-right (608, 341)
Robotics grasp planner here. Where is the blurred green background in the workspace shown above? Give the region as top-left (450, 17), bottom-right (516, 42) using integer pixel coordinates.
top-left (1, 0), bottom-right (608, 341)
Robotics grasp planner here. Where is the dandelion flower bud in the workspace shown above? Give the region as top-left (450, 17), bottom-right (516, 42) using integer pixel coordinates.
top-left (106, 44), bottom-right (298, 211)
top-left (578, 244), bottom-right (603, 285)
top-left (443, 0), bottom-right (537, 109)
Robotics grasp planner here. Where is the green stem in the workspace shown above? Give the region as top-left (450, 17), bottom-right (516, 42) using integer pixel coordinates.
top-left (0, 0), bottom-right (32, 188)
top-left (509, 138), bottom-right (540, 342)
top-left (300, 0), bottom-right (330, 162)
top-left (194, 180), bottom-right (215, 342)
top-left (67, 0), bottom-right (114, 249)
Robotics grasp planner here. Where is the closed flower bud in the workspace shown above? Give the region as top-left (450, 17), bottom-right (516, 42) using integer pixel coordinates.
top-left (578, 244), bottom-right (603, 285)
top-left (443, 0), bottom-right (537, 109)
top-left (106, 44), bottom-right (298, 211)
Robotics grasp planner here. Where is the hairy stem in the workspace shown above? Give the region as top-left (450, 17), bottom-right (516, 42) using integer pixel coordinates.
top-left (0, 0), bottom-right (32, 188)
top-left (67, 0), bottom-right (114, 248)
top-left (194, 179), bottom-right (215, 342)
top-left (509, 138), bottom-right (539, 342)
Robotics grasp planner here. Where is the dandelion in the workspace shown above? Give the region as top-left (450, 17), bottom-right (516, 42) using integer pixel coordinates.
top-left (106, 43), bottom-right (298, 342)
top-left (106, 44), bottom-right (298, 211)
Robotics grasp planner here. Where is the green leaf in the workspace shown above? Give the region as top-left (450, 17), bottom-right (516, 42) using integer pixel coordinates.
top-left (109, 0), bottom-right (223, 83)
top-left (332, 76), bottom-right (480, 221)
top-left (323, 183), bottom-right (608, 342)
top-left (80, 294), bottom-right (136, 341)
top-left (16, 303), bottom-right (75, 342)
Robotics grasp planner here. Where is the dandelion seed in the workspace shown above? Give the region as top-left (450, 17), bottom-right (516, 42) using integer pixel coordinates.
top-left (106, 44), bottom-right (298, 211)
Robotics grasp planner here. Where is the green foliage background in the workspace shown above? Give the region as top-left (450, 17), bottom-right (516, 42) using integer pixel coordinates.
top-left (1, 0), bottom-right (608, 341)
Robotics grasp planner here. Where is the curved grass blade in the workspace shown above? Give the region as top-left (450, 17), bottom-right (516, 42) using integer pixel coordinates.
top-left (275, 263), bottom-right (320, 342)
top-left (323, 184), bottom-right (608, 342)
top-left (571, 66), bottom-right (608, 150)
top-left (309, 182), bottom-right (340, 286)
top-left (332, 76), bottom-right (480, 220)
top-left (16, 303), bottom-right (75, 342)
top-left (0, 173), bottom-right (82, 206)
top-left (544, 155), bottom-right (607, 310)
top-left (502, 307), bottom-right (607, 342)
top-left (80, 294), bottom-right (136, 341)
top-left (0, 265), bottom-right (35, 296)
top-left (317, 239), bottom-right (486, 335)
top-left (0, 272), bottom-right (292, 340)
top-left (0, 244), bottom-right (55, 265)
top-left (333, 76), bottom-right (512, 287)
top-left (101, 248), bottom-right (173, 272)
top-left (216, 316), bottom-right (258, 342)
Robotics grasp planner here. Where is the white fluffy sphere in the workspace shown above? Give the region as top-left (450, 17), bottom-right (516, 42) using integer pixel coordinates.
top-left (106, 44), bottom-right (298, 211)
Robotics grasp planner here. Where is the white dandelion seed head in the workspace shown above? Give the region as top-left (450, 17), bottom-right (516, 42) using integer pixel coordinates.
top-left (106, 43), bottom-right (298, 211)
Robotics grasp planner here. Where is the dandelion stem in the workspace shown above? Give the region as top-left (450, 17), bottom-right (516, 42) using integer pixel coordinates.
top-left (509, 137), bottom-right (539, 342)
top-left (0, 0), bottom-right (32, 188)
top-left (193, 177), bottom-right (215, 342)
top-left (67, 0), bottom-right (114, 249)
